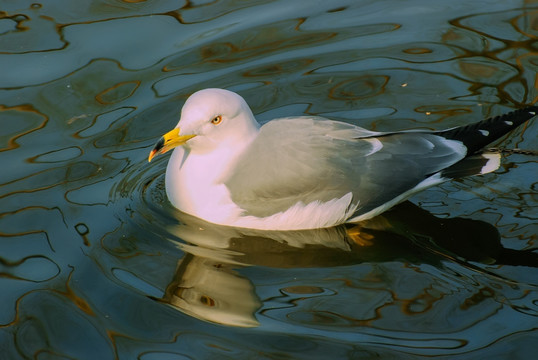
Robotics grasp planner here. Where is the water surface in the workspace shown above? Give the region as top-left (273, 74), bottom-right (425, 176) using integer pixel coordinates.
top-left (1, 1), bottom-right (537, 359)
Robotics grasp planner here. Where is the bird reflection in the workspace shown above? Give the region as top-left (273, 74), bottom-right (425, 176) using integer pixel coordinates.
top-left (162, 254), bottom-right (262, 328)
top-left (157, 201), bottom-right (538, 327)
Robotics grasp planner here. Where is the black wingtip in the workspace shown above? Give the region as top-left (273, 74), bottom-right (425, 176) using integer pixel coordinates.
top-left (437, 106), bottom-right (537, 155)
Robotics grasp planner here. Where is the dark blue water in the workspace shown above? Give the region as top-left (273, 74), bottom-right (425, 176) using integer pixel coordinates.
top-left (1, 1), bottom-right (537, 359)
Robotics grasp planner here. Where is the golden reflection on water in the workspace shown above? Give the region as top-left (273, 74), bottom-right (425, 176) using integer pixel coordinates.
top-left (95, 81), bottom-right (141, 105)
top-left (0, 1), bottom-right (537, 358)
top-left (0, 105), bottom-right (48, 153)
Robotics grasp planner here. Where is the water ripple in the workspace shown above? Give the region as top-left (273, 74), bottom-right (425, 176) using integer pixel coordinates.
top-left (1, 1), bottom-right (537, 358)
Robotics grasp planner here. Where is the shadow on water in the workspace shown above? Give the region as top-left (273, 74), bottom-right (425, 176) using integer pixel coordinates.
top-left (145, 193), bottom-right (538, 328)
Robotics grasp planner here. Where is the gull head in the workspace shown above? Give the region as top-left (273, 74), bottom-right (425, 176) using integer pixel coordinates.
top-left (148, 88), bottom-right (260, 162)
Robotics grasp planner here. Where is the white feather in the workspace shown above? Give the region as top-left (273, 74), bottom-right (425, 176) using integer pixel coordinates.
top-left (480, 153), bottom-right (501, 174)
top-left (232, 192), bottom-right (358, 230)
top-left (348, 173), bottom-right (446, 222)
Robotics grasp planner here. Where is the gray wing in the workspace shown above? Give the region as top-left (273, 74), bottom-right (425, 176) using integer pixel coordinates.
top-left (224, 117), bottom-right (466, 218)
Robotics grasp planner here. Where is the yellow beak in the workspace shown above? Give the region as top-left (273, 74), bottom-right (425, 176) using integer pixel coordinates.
top-left (148, 127), bottom-right (196, 162)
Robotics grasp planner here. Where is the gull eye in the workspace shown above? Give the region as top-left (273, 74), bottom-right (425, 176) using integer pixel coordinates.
top-left (211, 115), bottom-right (222, 125)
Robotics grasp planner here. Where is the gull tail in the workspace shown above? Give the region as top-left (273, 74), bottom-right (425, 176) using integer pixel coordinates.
top-left (436, 106), bottom-right (537, 155)
top-left (436, 106), bottom-right (536, 178)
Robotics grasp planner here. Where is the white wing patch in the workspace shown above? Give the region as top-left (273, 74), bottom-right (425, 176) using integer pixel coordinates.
top-left (232, 192), bottom-right (358, 230)
top-left (348, 173), bottom-right (446, 222)
top-left (363, 138), bottom-right (383, 156)
top-left (480, 152), bottom-right (501, 174)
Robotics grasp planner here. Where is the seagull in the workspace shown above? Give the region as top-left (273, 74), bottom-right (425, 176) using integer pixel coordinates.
top-left (148, 88), bottom-right (535, 230)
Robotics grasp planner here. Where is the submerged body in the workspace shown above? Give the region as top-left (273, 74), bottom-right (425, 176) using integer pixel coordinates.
top-left (149, 89), bottom-right (536, 230)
